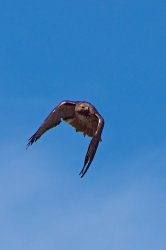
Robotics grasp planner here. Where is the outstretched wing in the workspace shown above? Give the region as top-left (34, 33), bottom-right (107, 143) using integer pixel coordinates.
top-left (27, 101), bottom-right (76, 148)
top-left (79, 113), bottom-right (104, 178)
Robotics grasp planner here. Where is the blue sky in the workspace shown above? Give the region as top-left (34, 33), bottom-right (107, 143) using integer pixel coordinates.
top-left (0, 0), bottom-right (166, 249)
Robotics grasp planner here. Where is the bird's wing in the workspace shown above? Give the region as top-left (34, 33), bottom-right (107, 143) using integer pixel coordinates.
top-left (79, 113), bottom-right (104, 177)
top-left (27, 101), bottom-right (76, 148)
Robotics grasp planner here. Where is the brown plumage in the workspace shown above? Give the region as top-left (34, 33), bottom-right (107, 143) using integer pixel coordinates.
top-left (27, 100), bottom-right (104, 177)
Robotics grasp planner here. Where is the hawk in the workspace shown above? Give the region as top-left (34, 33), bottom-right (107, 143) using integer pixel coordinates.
top-left (27, 100), bottom-right (104, 177)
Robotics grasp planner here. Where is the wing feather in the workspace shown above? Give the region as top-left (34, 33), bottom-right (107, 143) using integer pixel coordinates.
top-left (27, 101), bottom-right (76, 148)
top-left (79, 114), bottom-right (104, 177)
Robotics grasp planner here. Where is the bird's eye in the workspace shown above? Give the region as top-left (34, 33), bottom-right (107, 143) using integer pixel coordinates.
top-left (82, 106), bottom-right (85, 109)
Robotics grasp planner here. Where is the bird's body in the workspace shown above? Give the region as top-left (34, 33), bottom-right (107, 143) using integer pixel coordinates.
top-left (65, 103), bottom-right (98, 137)
top-left (27, 100), bottom-right (104, 177)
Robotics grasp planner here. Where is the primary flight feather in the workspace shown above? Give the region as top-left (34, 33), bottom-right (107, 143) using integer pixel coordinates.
top-left (27, 100), bottom-right (104, 177)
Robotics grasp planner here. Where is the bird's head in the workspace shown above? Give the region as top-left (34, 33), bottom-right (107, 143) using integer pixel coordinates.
top-left (76, 103), bottom-right (90, 116)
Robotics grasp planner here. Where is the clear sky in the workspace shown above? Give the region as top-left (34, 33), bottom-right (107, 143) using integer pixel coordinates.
top-left (0, 0), bottom-right (166, 249)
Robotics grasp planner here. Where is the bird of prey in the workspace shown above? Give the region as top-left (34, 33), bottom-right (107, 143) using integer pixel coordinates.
top-left (27, 100), bottom-right (104, 177)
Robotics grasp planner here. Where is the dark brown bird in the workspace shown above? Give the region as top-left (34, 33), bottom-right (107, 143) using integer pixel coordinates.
top-left (27, 100), bottom-right (104, 177)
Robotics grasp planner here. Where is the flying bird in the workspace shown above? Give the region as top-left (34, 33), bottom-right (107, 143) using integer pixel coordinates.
top-left (27, 100), bottom-right (104, 177)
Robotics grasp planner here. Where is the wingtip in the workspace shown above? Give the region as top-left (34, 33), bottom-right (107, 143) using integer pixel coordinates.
top-left (26, 139), bottom-right (33, 150)
top-left (79, 171), bottom-right (85, 178)
top-left (79, 164), bottom-right (88, 178)
top-left (26, 133), bottom-right (38, 149)
top-left (26, 143), bottom-right (30, 150)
